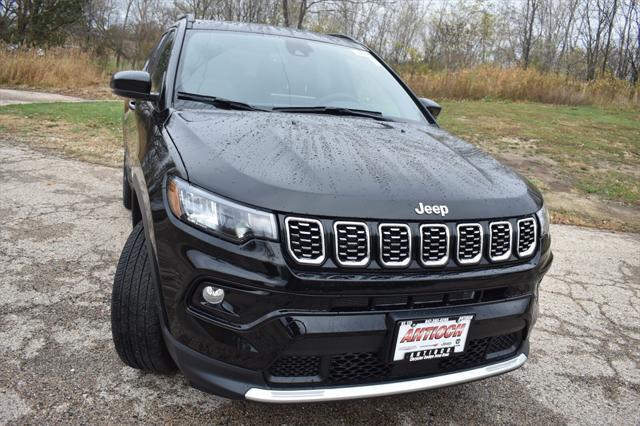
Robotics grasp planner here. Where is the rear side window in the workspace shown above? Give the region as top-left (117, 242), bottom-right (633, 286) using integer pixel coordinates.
top-left (148, 30), bottom-right (176, 93)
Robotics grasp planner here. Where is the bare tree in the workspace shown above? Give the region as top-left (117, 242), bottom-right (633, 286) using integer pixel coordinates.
top-left (2, 0), bottom-right (639, 87)
top-left (521, 0), bottom-right (540, 69)
top-left (601, 0), bottom-right (619, 73)
top-left (557, 0), bottom-right (580, 73)
top-left (174, 0), bottom-right (218, 19)
top-left (117, 0), bottom-right (135, 66)
top-left (282, 0), bottom-right (290, 25)
top-left (2, 0), bottom-right (84, 46)
top-left (629, 0), bottom-right (640, 83)
top-left (579, 0), bottom-right (619, 79)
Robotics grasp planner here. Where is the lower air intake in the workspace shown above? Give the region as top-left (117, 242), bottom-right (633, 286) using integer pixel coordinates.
top-left (269, 355), bottom-right (321, 377)
top-left (327, 352), bottom-right (390, 384)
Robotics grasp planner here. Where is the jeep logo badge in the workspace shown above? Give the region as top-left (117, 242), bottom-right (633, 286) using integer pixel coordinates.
top-left (414, 202), bottom-right (449, 217)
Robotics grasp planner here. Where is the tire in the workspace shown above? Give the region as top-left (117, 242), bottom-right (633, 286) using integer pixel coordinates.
top-left (123, 165), bottom-right (132, 210)
top-left (111, 223), bottom-right (176, 373)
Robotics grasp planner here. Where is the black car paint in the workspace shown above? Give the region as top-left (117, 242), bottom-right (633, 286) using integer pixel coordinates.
top-left (110, 70), bottom-right (157, 101)
top-left (166, 109), bottom-right (542, 220)
top-left (119, 18), bottom-right (552, 399)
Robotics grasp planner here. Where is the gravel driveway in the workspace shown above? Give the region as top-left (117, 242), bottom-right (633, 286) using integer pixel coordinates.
top-left (0, 139), bottom-right (638, 425)
top-left (0, 89), bottom-right (83, 106)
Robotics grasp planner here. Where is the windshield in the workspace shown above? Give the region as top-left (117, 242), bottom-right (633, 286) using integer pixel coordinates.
top-left (176, 30), bottom-right (426, 123)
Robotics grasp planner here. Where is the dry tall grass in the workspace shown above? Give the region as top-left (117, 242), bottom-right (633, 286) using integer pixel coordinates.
top-left (402, 66), bottom-right (639, 107)
top-left (0, 46), bottom-right (105, 89)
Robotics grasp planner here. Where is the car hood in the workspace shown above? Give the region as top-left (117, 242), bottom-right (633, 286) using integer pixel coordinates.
top-left (166, 110), bottom-right (542, 220)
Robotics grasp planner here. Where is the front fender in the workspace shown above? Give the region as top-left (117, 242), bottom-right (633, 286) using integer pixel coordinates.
top-left (129, 115), bottom-right (187, 330)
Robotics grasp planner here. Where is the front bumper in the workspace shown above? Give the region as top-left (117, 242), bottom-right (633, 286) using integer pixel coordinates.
top-left (151, 206), bottom-right (551, 401)
top-left (160, 289), bottom-right (539, 400)
top-left (162, 315), bottom-right (531, 401)
top-left (245, 354), bottom-right (528, 403)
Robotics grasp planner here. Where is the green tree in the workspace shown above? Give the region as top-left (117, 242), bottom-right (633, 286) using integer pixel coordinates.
top-left (7, 0), bottom-right (84, 46)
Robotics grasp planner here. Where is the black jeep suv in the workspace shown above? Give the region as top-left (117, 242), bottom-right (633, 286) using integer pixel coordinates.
top-left (110, 16), bottom-right (552, 402)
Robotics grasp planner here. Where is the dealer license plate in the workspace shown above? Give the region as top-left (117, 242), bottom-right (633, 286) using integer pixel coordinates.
top-left (393, 315), bottom-right (473, 362)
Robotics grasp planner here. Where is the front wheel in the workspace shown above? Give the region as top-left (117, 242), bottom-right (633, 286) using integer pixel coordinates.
top-left (111, 223), bottom-right (176, 373)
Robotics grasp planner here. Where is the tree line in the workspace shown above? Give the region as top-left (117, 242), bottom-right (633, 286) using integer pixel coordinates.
top-left (0, 0), bottom-right (638, 85)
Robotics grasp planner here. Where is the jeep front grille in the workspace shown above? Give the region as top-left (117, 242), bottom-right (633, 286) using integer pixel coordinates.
top-left (284, 216), bottom-right (538, 268)
top-left (334, 221), bottom-right (370, 266)
top-left (419, 224), bottom-right (449, 266)
top-left (378, 224), bottom-right (411, 267)
top-left (489, 221), bottom-right (512, 262)
top-left (456, 224), bottom-right (483, 265)
top-left (517, 218), bottom-right (537, 257)
top-left (285, 217), bottom-right (325, 265)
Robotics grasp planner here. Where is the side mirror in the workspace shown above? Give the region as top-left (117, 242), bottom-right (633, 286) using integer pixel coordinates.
top-left (419, 98), bottom-right (442, 119)
top-left (110, 70), bottom-right (157, 101)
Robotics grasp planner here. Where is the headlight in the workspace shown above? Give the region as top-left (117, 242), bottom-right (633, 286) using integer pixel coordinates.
top-left (166, 176), bottom-right (278, 243)
top-left (536, 205), bottom-right (550, 237)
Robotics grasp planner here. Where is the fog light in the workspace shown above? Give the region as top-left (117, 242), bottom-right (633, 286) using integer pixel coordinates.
top-left (202, 285), bottom-right (225, 305)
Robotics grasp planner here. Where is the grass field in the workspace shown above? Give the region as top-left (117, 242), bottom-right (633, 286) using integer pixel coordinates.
top-left (439, 101), bottom-right (640, 203)
top-left (0, 100), bottom-right (638, 231)
top-left (0, 101), bottom-right (121, 131)
top-left (438, 100), bottom-right (639, 231)
top-left (0, 101), bottom-right (122, 166)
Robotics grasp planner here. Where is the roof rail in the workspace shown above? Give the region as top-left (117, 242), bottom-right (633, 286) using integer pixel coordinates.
top-left (177, 13), bottom-right (195, 22)
top-left (327, 33), bottom-right (362, 45)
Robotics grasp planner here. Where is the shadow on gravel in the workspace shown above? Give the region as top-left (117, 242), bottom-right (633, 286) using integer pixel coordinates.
top-left (196, 374), bottom-right (566, 425)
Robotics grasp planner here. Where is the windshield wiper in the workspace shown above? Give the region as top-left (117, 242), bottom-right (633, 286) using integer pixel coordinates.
top-left (272, 106), bottom-right (393, 122)
top-left (177, 91), bottom-right (267, 111)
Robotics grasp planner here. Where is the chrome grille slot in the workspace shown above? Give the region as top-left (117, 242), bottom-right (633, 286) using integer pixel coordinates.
top-left (334, 221), bottom-right (369, 266)
top-left (517, 217), bottom-right (537, 257)
top-left (419, 224), bottom-right (449, 266)
top-left (456, 223), bottom-right (483, 265)
top-left (489, 221), bottom-right (512, 262)
top-left (285, 217), bottom-right (325, 265)
top-left (379, 224), bottom-right (411, 267)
